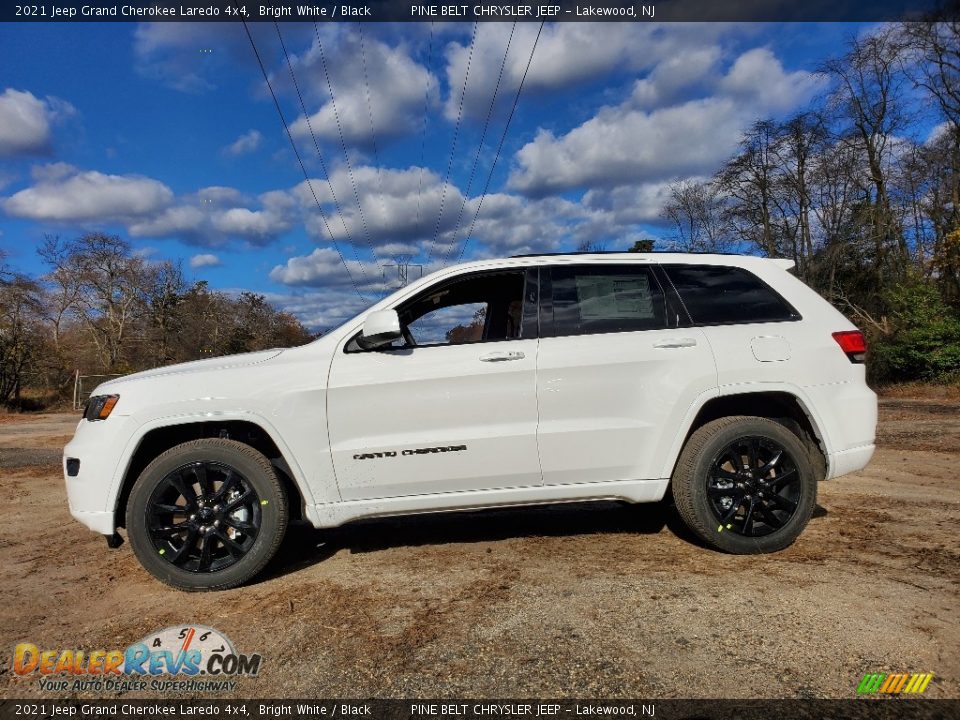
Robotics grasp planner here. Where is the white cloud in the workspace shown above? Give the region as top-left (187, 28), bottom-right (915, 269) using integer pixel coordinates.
top-left (2, 167), bottom-right (173, 222)
top-left (133, 22), bottom-right (258, 93)
top-left (269, 246), bottom-right (382, 290)
top-left (630, 47), bottom-right (722, 109)
top-left (718, 47), bottom-right (825, 113)
top-left (291, 165), bottom-right (464, 249)
top-left (287, 31), bottom-right (437, 147)
top-left (130, 188), bottom-right (294, 247)
top-left (444, 24), bottom-right (741, 121)
top-left (508, 47), bottom-right (826, 195)
top-left (0, 88), bottom-right (75, 156)
top-left (212, 206), bottom-right (292, 240)
top-left (222, 129), bottom-right (262, 156)
top-left (190, 253), bottom-right (221, 269)
top-left (266, 287), bottom-right (374, 332)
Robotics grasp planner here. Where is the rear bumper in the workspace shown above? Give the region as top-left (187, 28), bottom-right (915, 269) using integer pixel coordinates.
top-left (827, 443), bottom-right (875, 480)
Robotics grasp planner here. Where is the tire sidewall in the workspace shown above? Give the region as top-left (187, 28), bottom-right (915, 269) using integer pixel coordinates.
top-left (127, 440), bottom-right (286, 591)
top-left (681, 418), bottom-right (816, 554)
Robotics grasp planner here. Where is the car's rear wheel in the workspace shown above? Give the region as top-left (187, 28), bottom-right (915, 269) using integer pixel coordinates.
top-left (127, 439), bottom-right (288, 591)
top-left (671, 416), bottom-right (816, 554)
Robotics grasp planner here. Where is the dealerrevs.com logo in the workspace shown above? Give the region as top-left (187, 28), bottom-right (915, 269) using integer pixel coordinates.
top-left (13, 625), bottom-right (261, 693)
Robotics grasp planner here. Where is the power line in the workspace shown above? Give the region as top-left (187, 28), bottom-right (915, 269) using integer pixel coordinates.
top-left (415, 22), bottom-right (435, 236)
top-left (445, 23), bottom-right (516, 266)
top-left (312, 21), bottom-right (383, 276)
top-left (239, 19), bottom-right (366, 301)
top-left (272, 22), bottom-right (373, 287)
top-left (425, 21), bottom-right (478, 264)
top-left (357, 22), bottom-right (389, 252)
top-left (456, 22), bottom-right (545, 265)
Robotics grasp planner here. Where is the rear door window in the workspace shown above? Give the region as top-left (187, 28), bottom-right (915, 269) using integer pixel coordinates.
top-left (546, 265), bottom-right (668, 337)
top-left (661, 264), bottom-right (799, 325)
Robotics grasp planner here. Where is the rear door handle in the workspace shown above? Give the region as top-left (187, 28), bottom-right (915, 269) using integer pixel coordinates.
top-left (653, 337), bottom-right (698, 349)
top-left (480, 351), bottom-right (525, 362)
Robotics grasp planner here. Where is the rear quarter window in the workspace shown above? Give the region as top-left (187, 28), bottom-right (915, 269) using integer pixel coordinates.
top-left (662, 264), bottom-right (800, 325)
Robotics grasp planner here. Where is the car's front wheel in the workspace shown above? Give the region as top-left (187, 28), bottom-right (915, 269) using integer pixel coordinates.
top-left (671, 416), bottom-right (816, 554)
top-left (127, 439), bottom-right (288, 591)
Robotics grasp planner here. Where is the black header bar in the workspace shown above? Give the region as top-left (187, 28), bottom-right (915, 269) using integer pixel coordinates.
top-left (2, 0), bottom-right (956, 23)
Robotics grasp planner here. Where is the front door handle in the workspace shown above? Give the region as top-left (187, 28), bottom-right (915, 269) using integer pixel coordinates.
top-left (480, 351), bottom-right (526, 362)
top-left (653, 337), bottom-right (698, 349)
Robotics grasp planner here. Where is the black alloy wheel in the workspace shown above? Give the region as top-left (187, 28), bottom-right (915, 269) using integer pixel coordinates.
top-left (127, 438), bottom-right (288, 591)
top-left (671, 416), bottom-right (817, 554)
top-left (145, 461), bottom-right (262, 573)
top-left (705, 437), bottom-right (801, 537)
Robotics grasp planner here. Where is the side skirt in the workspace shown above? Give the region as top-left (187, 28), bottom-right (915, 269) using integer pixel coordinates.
top-left (304, 478), bottom-right (670, 529)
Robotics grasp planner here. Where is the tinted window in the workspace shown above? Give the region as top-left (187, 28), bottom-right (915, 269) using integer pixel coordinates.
top-left (549, 265), bottom-right (666, 337)
top-left (662, 265), bottom-right (799, 325)
top-left (345, 270), bottom-right (528, 352)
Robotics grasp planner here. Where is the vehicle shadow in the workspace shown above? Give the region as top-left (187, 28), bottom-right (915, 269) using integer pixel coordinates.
top-left (259, 500), bottom-right (830, 583)
top-left (260, 500), bottom-right (673, 582)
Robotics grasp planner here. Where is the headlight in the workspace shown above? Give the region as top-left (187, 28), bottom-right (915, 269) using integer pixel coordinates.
top-left (84, 394), bottom-right (120, 421)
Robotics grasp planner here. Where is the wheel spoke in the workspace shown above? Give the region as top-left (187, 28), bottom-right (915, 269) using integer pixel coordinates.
top-left (193, 463), bottom-right (214, 496)
top-left (197, 533), bottom-right (214, 571)
top-left (216, 530), bottom-right (246, 558)
top-left (711, 467), bottom-right (739, 481)
top-left (223, 516), bottom-right (256, 534)
top-left (223, 490), bottom-right (254, 513)
top-left (707, 485), bottom-right (742, 498)
top-left (742, 498), bottom-right (757, 535)
top-left (152, 503), bottom-right (187, 515)
top-left (726, 449), bottom-right (744, 472)
top-left (167, 473), bottom-right (197, 508)
top-left (212, 471), bottom-right (240, 502)
top-left (757, 503), bottom-right (786, 529)
top-left (757, 450), bottom-right (783, 476)
top-left (767, 469), bottom-right (798, 492)
top-left (719, 497), bottom-right (743, 524)
top-left (747, 440), bottom-right (759, 470)
top-left (168, 528), bottom-right (199, 563)
top-left (766, 492), bottom-right (797, 513)
top-left (151, 523), bottom-right (189, 537)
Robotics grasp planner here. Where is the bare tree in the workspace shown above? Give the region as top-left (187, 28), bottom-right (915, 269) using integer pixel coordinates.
top-left (0, 252), bottom-right (45, 407)
top-left (662, 179), bottom-right (732, 252)
top-left (41, 234), bottom-right (152, 372)
top-left (823, 27), bottom-right (912, 279)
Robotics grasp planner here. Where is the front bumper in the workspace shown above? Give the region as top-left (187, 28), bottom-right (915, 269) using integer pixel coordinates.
top-left (63, 415), bottom-right (134, 534)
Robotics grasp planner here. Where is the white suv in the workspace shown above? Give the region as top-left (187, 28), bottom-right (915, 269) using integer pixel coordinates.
top-left (65, 253), bottom-right (876, 590)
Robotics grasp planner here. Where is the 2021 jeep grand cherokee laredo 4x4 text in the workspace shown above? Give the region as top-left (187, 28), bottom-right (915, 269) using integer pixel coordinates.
top-left (65, 253), bottom-right (876, 590)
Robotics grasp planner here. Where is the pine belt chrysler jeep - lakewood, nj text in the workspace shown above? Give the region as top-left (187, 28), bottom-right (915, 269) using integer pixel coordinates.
top-left (64, 253), bottom-right (877, 590)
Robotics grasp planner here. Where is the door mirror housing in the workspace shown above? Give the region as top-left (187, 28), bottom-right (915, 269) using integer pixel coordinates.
top-left (359, 309), bottom-right (402, 349)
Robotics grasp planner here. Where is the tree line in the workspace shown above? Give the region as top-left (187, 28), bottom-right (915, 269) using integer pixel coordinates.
top-left (0, 234), bottom-right (313, 408)
top-left (661, 21), bottom-right (960, 383)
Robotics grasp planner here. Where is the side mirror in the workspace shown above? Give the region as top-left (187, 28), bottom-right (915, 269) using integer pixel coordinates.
top-left (359, 309), bottom-right (402, 349)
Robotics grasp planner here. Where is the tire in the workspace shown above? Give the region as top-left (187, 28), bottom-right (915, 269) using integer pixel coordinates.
top-left (671, 416), bottom-right (816, 554)
top-left (127, 439), bottom-right (288, 591)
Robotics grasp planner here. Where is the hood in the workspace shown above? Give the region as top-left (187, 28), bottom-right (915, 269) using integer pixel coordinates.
top-left (99, 348), bottom-right (286, 389)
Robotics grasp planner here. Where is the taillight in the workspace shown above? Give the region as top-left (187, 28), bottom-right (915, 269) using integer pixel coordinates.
top-left (832, 331), bottom-right (867, 363)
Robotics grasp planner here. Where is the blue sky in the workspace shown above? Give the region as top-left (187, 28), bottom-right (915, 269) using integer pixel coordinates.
top-left (0, 20), bottom-right (866, 329)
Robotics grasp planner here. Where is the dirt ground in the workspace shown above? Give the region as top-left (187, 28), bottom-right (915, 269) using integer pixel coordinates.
top-left (0, 398), bottom-right (957, 699)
